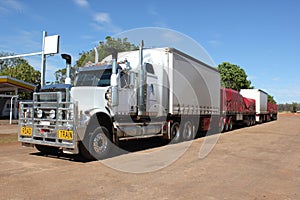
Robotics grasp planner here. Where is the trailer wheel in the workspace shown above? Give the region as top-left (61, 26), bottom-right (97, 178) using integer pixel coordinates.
top-left (224, 120), bottom-right (229, 132)
top-left (251, 117), bottom-right (255, 126)
top-left (170, 122), bottom-right (181, 143)
top-left (228, 120), bottom-right (233, 131)
top-left (219, 118), bottom-right (225, 133)
top-left (246, 118), bottom-right (251, 127)
top-left (259, 116), bottom-right (263, 124)
top-left (81, 126), bottom-right (114, 160)
top-left (182, 121), bottom-right (194, 141)
top-left (249, 117), bottom-right (253, 126)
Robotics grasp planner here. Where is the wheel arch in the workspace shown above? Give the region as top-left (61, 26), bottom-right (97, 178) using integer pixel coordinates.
top-left (85, 112), bottom-right (113, 140)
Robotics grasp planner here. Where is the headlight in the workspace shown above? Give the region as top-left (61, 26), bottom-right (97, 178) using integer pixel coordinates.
top-left (37, 109), bottom-right (43, 118)
top-left (49, 109), bottom-right (56, 119)
top-left (58, 110), bottom-right (63, 120)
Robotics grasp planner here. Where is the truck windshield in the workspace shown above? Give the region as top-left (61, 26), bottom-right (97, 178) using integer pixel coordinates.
top-left (75, 69), bottom-right (112, 87)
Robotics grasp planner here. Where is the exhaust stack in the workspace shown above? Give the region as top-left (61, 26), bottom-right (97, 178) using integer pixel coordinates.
top-left (110, 50), bottom-right (119, 107)
top-left (138, 40), bottom-right (147, 116)
top-left (61, 54), bottom-right (71, 84)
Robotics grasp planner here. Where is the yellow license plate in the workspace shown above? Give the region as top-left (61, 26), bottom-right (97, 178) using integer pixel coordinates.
top-left (58, 130), bottom-right (73, 140)
top-left (20, 127), bottom-right (32, 136)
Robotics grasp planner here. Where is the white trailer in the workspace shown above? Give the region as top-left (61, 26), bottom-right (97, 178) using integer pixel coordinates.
top-left (18, 44), bottom-right (221, 160)
top-left (240, 89), bottom-right (268, 123)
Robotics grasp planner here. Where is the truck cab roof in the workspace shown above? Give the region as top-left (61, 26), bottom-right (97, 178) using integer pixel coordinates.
top-left (77, 64), bottom-right (122, 72)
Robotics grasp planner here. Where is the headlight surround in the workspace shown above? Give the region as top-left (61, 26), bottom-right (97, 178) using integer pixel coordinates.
top-left (49, 109), bottom-right (56, 119)
top-left (25, 109), bottom-right (32, 118)
top-left (69, 111), bottom-right (74, 120)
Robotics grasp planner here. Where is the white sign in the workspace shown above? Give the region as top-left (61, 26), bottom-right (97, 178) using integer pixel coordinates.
top-left (44, 35), bottom-right (60, 55)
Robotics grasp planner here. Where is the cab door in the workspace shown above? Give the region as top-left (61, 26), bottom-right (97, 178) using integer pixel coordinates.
top-left (145, 63), bottom-right (159, 116)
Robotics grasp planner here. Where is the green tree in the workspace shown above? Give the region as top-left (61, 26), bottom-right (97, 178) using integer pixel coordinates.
top-left (76, 36), bottom-right (139, 67)
top-left (291, 102), bottom-right (298, 113)
top-left (54, 67), bottom-right (77, 84)
top-left (0, 52), bottom-right (26, 71)
top-left (0, 59), bottom-right (40, 99)
top-left (217, 62), bottom-right (253, 91)
top-left (268, 95), bottom-right (277, 104)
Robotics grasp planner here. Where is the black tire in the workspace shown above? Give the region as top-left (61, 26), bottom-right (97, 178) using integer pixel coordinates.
top-left (81, 126), bottom-right (115, 160)
top-left (170, 122), bottom-right (181, 144)
top-left (78, 142), bottom-right (94, 160)
top-left (35, 144), bottom-right (59, 155)
top-left (246, 118), bottom-right (251, 127)
top-left (224, 120), bottom-right (229, 132)
top-left (228, 120), bottom-right (233, 131)
top-left (259, 116), bottom-right (263, 124)
top-left (251, 117), bottom-right (256, 126)
top-left (182, 121), bottom-right (194, 141)
top-left (219, 118), bottom-right (225, 133)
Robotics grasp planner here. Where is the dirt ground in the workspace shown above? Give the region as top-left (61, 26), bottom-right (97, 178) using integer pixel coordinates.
top-left (0, 114), bottom-right (299, 200)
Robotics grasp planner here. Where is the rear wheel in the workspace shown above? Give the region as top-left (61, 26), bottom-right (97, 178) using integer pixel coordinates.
top-left (182, 121), bottom-right (194, 141)
top-left (170, 122), bottom-right (181, 143)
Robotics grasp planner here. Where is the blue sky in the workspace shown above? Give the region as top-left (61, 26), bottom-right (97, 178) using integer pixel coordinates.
top-left (0, 0), bottom-right (299, 103)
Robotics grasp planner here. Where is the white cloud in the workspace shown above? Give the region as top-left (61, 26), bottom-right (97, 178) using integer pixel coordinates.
top-left (73, 0), bottom-right (89, 8)
top-left (90, 22), bottom-right (105, 31)
top-left (94, 12), bottom-right (111, 24)
top-left (92, 12), bottom-right (122, 33)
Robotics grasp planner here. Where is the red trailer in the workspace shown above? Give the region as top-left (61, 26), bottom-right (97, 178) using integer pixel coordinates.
top-left (267, 102), bottom-right (278, 120)
top-left (220, 88), bottom-right (256, 132)
top-left (243, 97), bottom-right (256, 125)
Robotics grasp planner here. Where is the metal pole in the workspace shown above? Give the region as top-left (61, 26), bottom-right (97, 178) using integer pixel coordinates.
top-left (0, 52), bottom-right (42, 60)
top-left (9, 95), bottom-right (18, 125)
top-left (40, 31), bottom-right (47, 87)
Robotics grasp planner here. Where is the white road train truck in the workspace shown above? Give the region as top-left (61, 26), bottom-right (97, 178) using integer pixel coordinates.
top-left (18, 42), bottom-right (220, 160)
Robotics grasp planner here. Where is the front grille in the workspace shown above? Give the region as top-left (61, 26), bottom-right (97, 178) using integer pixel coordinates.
top-left (18, 91), bottom-right (77, 148)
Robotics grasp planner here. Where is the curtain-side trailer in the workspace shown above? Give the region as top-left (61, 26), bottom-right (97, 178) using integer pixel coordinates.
top-left (240, 89), bottom-right (270, 123)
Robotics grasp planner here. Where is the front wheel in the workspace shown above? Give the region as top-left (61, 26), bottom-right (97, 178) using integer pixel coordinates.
top-left (81, 126), bottom-right (115, 160)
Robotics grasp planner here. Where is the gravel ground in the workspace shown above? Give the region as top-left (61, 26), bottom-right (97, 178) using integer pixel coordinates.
top-left (0, 115), bottom-right (299, 200)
